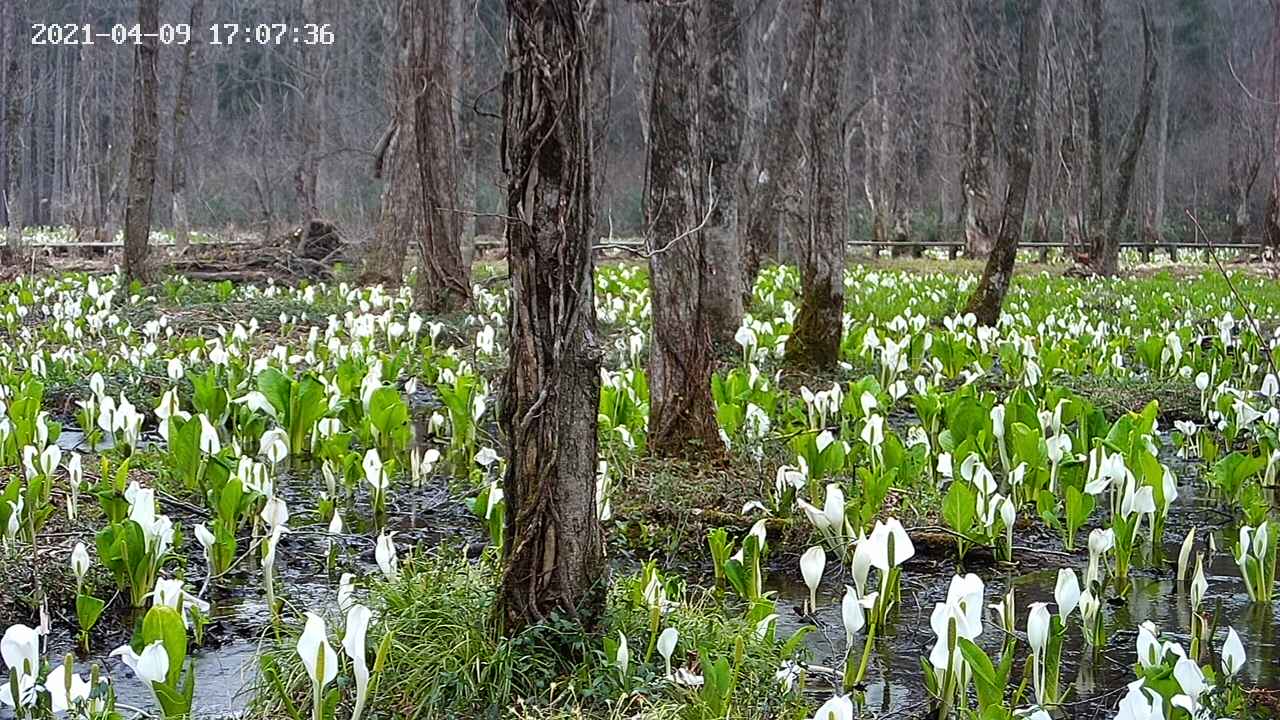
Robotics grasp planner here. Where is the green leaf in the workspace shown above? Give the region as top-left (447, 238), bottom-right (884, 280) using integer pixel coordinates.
top-left (1010, 422), bottom-right (1045, 467)
top-left (958, 638), bottom-right (1003, 709)
top-left (1036, 489), bottom-right (1060, 529)
top-left (142, 606), bottom-right (188, 687)
top-left (256, 368), bottom-right (292, 418)
top-left (216, 477), bottom-right (244, 527)
top-left (698, 653), bottom-right (732, 715)
top-left (75, 593), bottom-right (106, 631)
top-left (942, 481), bottom-right (976, 536)
top-left (152, 677), bottom-right (192, 719)
top-left (1065, 486), bottom-right (1094, 530)
top-left (170, 416), bottom-right (202, 486)
top-left (779, 626), bottom-right (812, 658)
top-left (723, 559), bottom-right (748, 599)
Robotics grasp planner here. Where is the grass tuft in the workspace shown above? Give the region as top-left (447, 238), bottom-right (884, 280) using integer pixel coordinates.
top-left (248, 546), bottom-right (808, 720)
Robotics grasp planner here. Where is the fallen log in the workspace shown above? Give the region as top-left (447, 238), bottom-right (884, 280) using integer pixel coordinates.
top-left (166, 219), bottom-right (351, 283)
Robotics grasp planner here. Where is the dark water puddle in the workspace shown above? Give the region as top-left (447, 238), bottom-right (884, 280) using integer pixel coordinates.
top-left (26, 425), bottom-right (1278, 720)
top-left (26, 470), bottom-right (482, 719)
top-left (770, 474), bottom-right (1280, 719)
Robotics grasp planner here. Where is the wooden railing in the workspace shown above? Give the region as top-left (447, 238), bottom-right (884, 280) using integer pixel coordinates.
top-left (29, 236), bottom-right (1264, 263)
top-left (480, 236), bottom-right (1264, 262)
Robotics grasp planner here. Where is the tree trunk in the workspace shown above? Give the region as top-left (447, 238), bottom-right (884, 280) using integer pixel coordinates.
top-left (1227, 120), bottom-right (1262, 245)
top-left (1099, 10), bottom-right (1158, 277)
top-left (1267, 4), bottom-right (1280, 250)
top-left (1151, 11), bottom-right (1172, 241)
top-left (94, 76), bottom-right (113, 244)
top-left (363, 0), bottom-right (421, 287)
top-left (647, 2), bottom-right (724, 459)
top-left (25, 55), bottom-right (38, 230)
top-left (1084, 0), bottom-right (1104, 248)
top-left (411, 0), bottom-right (470, 313)
top-left (586, 0), bottom-right (613, 242)
top-left (497, 0), bottom-right (604, 635)
top-left (964, 0), bottom-right (1042, 326)
top-left (457, 0), bottom-right (479, 271)
top-left (741, 0), bottom-right (786, 263)
top-left (1, 0), bottom-right (22, 264)
top-left (0, 3), bottom-right (7, 234)
top-left (1231, 172), bottom-right (1253, 244)
top-left (870, 0), bottom-right (904, 258)
top-left (741, 3), bottom-right (818, 302)
top-left (123, 0), bottom-right (160, 284)
top-left (170, 0), bottom-right (205, 257)
top-left (700, 0), bottom-right (746, 347)
top-left (295, 0), bottom-right (324, 217)
top-left (368, 123), bottom-right (420, 286)
top-left (960, 0), bottom-right (996, 258)
top-left (631, 4), bottom-right (652, 149)
top-left (788, 0), bottom-right (849, 369)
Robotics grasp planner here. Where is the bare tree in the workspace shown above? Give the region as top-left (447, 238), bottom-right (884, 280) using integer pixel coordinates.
top-left (295, 0), bottom-right (326, 217)
top-left (699, 0), bottom-right (746, 347)
top-left (456, 0), bottom-right (480, 270)
top-left (1097, 8), bottom-right (1158, 276)
top-left (959, 0), bottom-right (997, 257)
top-left (585, 0), bottom-right (613, 242)
top-left (788, 0), bottom-right (849, 367)
top-left (863, 0), bottom-right (907, 257)
top-left (741, 2), bottom-right (818, 301)
top-left (1084, 0), bottom-right (1104, 237)
top-left (411, 0), bottom-right (470, 313)
top-left (5, 0), bottom-right (1276, 271)
top-left (1267, 2), bottom-right (1280, 249)
top-left (647, 1), bottom-right (723, 458)
top-left (123, 0), bottom-right (161, 284)
top-left (170, 0), bottom-right (205, 256)
top-left (497, 0), bottom-right (604, 634)
top-left (741, 0), bottom-right (785, 241)
top-left (1227, 102), bottom-right (1265, 244)
top-left (1, 0), bottom-right (23, 264)
top-left (1151, 10), bottom-right (1173, 242)
top-left (363, 0), bottom-right (423, 286)
top-left (964, 0), bottom-right (1043, 325)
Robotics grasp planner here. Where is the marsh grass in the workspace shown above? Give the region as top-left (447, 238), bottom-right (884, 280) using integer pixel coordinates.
top-left (248, 547), bottom-right (807, 720)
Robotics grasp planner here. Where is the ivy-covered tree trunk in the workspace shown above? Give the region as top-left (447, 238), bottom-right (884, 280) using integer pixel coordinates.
top-left (123, 0), bottom-right (160, 285)
top-left (788, 0), bottom-right (848, 369)
top-left (497, 0), bottom-right (605, 634)
top-left (700, 0), bottom-right (746, 347)
top-left (646, 1), bottom-right (724, 458)
top-left (411, 0), bottom-right (470, 313)
top-left (964, 0), bottom-right (1042, 326)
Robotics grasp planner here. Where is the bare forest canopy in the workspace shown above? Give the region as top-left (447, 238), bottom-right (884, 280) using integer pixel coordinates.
top-left (1, 0), bottom-right (1278, 249)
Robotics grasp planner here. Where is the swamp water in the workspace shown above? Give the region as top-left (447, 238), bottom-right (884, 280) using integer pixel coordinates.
top-left (22, 433), bottom-right (1280, 719)
top-left (770, 476), bottom-right (1280, 719)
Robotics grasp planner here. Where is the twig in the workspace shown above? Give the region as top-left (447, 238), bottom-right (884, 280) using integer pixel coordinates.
top-left (594, 197), bottom-right (716, 258)
top-left (1184, 208), bottom-right (1278, 379)
top-left (596, 164), bottom-right (719, 258)
top-left (1226, 52), bottom-right (1280, 106)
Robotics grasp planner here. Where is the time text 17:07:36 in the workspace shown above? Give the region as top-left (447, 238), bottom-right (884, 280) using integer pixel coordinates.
top-left (31, 23), bottom-right (336, 46)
